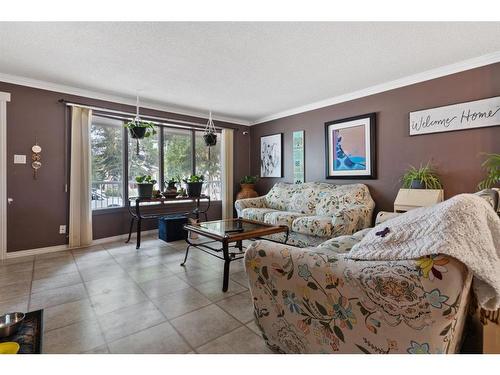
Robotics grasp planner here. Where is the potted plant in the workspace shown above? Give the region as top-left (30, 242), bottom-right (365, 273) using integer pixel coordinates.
top-left (183, 174), bottom-right (205, 197)
top-left (478, 153), bottom-right (500, 190)
top-left (203, 111), bottom-right (217, 147)
top-left (236, 175), bottom-right (259, 200)
top-left (124, 120), bottom-right (157, 139)
top-left (135, 175), bottom-right (157, 198)
top-left (401, 162), bottom-right (442, 189)
top-left (165, 176), bottom-right (180, 191)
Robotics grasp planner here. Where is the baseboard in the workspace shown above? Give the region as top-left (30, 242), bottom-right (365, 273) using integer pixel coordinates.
top-left (4, 229), bottom-right (159, 259)
top-left (91, 229), bottom-right (158, 245)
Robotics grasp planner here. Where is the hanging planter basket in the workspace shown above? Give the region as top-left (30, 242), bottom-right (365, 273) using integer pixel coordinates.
top-left (203, 132), bottom-right (217, 147)
top-left (129, 126), bottom-right (147, 139)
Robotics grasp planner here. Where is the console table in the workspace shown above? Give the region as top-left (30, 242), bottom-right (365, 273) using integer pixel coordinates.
top-left (126, 195), bottom-right (210, 249)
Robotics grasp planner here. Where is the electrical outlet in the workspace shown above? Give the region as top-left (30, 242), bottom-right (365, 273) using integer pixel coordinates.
top-left (59, 225), bottom-right (66, 234)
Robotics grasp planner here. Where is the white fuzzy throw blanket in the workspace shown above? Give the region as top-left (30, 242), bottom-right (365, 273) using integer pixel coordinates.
top-left (347, 194), bottom-right (500, 310)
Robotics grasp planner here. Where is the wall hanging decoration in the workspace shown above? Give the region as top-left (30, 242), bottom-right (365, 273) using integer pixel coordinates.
top-left (292, 130), bottom-right (305, 184)
top-left (203, 111), bottom-right (217, 159)
top-left (124, 95), bottom-right (157, 155)
top-left (31, 143), bottom-right (42, 180)
top-left (260, 133), bottom-right (283, 178)
top-left (409, 96), bottom-right (500, 136)
top-left (325, 113), bottom-right (376, 179)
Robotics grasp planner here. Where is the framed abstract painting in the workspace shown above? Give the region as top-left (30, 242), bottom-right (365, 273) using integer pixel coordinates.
top-left (260, 133), bottom-right (283, 178)
top-left (325, 113), bottom-right (376, 179)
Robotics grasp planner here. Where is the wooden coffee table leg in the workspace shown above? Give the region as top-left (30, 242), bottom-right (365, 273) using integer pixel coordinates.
top-left (222, 240), bottom-right (230, 292)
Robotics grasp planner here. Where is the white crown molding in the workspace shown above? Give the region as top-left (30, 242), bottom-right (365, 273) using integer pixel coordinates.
top-left (251, 50), bottom-right (500, 125)
top-left (0, 73), bottom-right (251, 126)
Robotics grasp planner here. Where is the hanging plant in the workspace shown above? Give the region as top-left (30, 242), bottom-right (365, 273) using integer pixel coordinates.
top-left (203, 111), bottom-right (217, 147)
top-left (124, 94), bottom-right (157, 155)
top-left (124, 120), bottom-right (157, 139)
top-left (203, 111), bottom-right (217, 159)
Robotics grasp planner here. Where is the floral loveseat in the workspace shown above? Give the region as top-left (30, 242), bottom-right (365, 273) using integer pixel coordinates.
top-left (245, 231), bottom-right (472, 354)
top-left (235, 182), bottom-right (375, 247)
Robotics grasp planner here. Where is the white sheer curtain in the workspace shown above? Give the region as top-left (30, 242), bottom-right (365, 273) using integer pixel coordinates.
top-left (69, 106), bottom-right (93, 247)
top-left (221, 128), bottom-right (234, 220)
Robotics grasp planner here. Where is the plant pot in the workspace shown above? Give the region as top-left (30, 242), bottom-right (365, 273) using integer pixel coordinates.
top-left (186, 182), bottom-right (204, 197)
top-left (236, 183), bottom-right (258, 200)
top-left (137, 183), bottom-right (154, 198)
top-left (410, 180), bottom-right (425, 189)
top-left (129, 126), bottom-right (147, 139)
top-left (166, 182), bottom-right (177, 191)
top-left (203, 132), bottom-right (217, 146)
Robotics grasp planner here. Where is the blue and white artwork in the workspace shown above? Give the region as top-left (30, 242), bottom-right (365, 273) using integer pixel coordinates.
top-left (325, 113), bottom-right (376, 179)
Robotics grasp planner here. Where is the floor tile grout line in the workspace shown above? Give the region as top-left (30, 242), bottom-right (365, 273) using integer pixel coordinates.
top-left (71, 248), bottom-right (110, 354)
top-left (26, 257), bottom-right (35, 312)
top-left (100, 240), bottom-right (197, 354)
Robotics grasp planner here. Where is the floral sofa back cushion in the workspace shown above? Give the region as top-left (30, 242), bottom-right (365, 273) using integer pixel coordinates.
top-left (265, 182), bottom-right (373, 216)
top-left (316, 183), bottom-right (372, 216)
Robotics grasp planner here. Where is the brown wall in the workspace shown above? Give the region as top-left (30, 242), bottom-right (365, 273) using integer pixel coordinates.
top-left (0, 82), bottom-right (250, 252)
top-left (250, 63), bottom-right (500, 213)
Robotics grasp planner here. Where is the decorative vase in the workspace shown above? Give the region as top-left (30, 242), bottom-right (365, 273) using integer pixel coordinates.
top-left (186, 182), bottom-right (204, 197)
top-left (236, 183), bottom-right (258, 200)
top-left (137, 183), bottom-right (154, 198)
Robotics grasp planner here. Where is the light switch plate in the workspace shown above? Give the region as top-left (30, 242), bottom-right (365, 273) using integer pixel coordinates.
top-left (14, 154), bottom-right (26, 164)
top-left (59, 225), bottom-right (66, 234)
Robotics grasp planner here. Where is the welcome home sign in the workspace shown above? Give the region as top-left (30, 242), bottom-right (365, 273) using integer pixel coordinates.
top-left (409, 96), bottom-right (500, 136)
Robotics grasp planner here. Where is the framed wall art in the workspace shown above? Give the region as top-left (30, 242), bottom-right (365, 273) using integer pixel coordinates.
top-left (292, 130), bottom-right (305, 184)
top-left (325, 113), bottom-right (376, 179)
top-left (260, 133), bottom-right (283, 178)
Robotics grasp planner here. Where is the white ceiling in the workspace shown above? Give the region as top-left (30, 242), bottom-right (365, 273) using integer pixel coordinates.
top-left (1, 22), bottom-right (500, 124)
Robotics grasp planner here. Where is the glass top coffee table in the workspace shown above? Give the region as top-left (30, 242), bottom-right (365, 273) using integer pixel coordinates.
top-left (182, 218), bottom-right (289, 292)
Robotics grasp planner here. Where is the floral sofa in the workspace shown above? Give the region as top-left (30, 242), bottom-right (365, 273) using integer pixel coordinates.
top-left (235, 182), bottom-right (375, 247)
top-left (245, 231), bottom-right (472, 354)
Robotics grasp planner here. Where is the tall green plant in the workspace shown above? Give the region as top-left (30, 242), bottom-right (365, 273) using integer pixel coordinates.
top-left (401, 162), bottom-right (442, 189)
top-left (478, 153), bottom-right (500, 190)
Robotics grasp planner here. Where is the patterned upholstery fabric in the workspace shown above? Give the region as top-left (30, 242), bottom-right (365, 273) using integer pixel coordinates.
top-left (245, 238), bottom-right (472, 354)
top-left (240, 207), bottom-right (280, 222)
top-left (235, 182), bottom-right (375, 247)
top-left (292, 216), bottom-right (334, 237)
top-left (263, 211), bottom-right (305, 228)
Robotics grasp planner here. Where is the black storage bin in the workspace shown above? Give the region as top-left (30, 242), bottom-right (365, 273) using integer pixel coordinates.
top-left (158, 214), bottom-right (188, 242)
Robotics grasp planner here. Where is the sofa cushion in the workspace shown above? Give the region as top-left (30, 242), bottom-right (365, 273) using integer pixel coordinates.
top-left (317, 228), bottom-right (371, 253)
top-left (315, 184), bottom-right (371, 216)
top-left (263, 211), bottom-right (305, 228)
top-left (288, 188), bottom-right (318, 214)
top-left (241, 207), bottom-right (280, 222)
top-left (291, 215), bottom-right (334, 237)
top-left (265, 183), bottom-right (300, 211)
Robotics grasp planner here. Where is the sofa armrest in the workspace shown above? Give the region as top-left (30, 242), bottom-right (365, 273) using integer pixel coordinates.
top-left (235, 195), bottom-right (267, 217)
top-left (245, 240), bottom-right (470, 354)
top-left (330, 204), bottom-right (374, 237)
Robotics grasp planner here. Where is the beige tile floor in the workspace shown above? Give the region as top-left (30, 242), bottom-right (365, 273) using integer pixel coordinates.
top-left (0, 235), bottom-right (272, 354)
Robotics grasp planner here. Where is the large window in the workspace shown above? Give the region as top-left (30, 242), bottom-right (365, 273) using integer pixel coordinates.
top-left (128, 130), bottom-right (160, 197)
top-left (90, 115), bottom-right (222, 210)
top-left (91, 117), bottom-right (124, 209)
top-left (163, 128), bottom-right (193, 182)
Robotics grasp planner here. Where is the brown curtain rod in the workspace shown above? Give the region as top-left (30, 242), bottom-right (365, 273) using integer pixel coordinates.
top-left (58, 99), bottom-right (238, 132)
